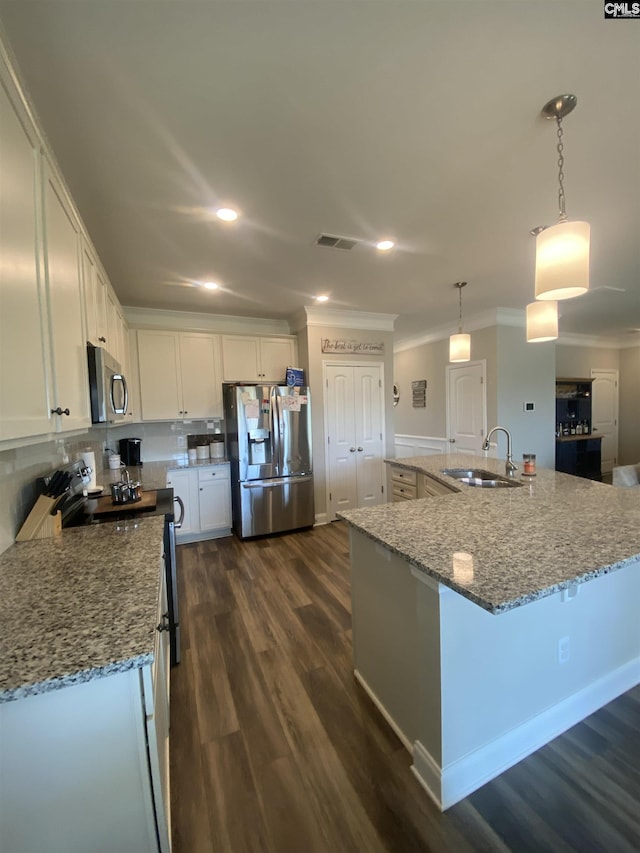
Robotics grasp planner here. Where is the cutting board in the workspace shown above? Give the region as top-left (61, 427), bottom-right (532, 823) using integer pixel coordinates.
top-left (86, 490), bottom-right (157, 516)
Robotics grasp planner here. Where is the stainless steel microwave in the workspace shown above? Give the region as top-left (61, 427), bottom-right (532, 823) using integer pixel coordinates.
top-left (87, 344), bottom-right (128, 423)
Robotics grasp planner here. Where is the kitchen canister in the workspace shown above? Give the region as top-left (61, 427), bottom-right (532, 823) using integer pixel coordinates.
top-left (188, 448), bottom-right (198, 464)
top-left (108, 453), bottom-right (122, 470)
top-left (196, 444), bottom-right (210, 461)
top-left (210, 441), bottom-right (224, 460)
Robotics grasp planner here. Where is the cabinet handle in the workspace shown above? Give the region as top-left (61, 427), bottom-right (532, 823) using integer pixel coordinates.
top-left (98, 336), bottom-right (106, 343)
top-left (156, 613), bottom-right (171, 633)
top-left (51, 407), bottom-right (70, 416)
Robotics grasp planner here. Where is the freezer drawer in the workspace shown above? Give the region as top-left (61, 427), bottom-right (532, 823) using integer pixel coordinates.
top-left (236, 475), bottom-right (314, 538)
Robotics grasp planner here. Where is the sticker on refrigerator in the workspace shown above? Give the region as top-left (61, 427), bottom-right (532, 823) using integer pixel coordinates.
top-left (245, 400), bottom-right (259, 419)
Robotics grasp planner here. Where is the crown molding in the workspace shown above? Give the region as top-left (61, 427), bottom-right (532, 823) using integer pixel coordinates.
top-left (290, 306), bottom-right (398, 333)
top-left (123, 306), bottom-right (292, 336)
top-left (556, 332), bottom-right (639, 350)
top-left (393, 308), bottom-right (524, 353)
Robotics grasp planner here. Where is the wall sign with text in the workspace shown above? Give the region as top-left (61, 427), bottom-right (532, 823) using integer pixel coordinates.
top-left (321, 339), bottom-right (385, 354)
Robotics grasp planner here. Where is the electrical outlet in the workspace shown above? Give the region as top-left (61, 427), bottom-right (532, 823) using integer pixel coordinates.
top-left (558, 636), bottom-right (570, 664)
top-left (177, 435), bottom-right (186, 449)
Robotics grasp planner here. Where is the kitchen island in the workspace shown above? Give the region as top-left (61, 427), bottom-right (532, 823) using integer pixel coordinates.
top-left (0, 517), bottom-right (171, 852)
top-left (339, 455), bottom-right (640, 810)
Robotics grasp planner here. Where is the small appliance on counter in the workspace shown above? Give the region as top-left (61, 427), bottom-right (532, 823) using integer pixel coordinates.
top-left (119, 437), bottom-right (142, 467)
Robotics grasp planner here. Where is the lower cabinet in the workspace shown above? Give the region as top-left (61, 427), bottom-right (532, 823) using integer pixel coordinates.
top-left (0, 570), bottom-right (171, 853)
top-left (167, 464), bottom-right (232, 543)
top-left (389, 464), bottom-right (457, 501)
top-left (555, 437), bottom-right (602, 481)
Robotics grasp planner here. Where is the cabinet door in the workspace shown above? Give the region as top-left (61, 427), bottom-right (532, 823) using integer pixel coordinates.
top-left (166, 468), bottom-right (199, 539)
top-left (0, 80), bottom-right (51, 440)
top-left (137, 330), bottom-right (182, 420)
top-left (179, 333), bottom-right (221, 419)
top-left (124, 328), bottom-right (141, 422)
top-left (43, 162), bottom-right (90, 432)
top-left (106, 287), bottom-right (121, 364)
top-left (198, 468), bottom-right (231, 532)
top-left (221, 335), bottom-right (261, 381)
top-left (259, 337), bottom-right (295, 381)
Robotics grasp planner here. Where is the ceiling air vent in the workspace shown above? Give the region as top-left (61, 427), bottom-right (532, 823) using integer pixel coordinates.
top-left (315, 233), bottom-right (358, 251)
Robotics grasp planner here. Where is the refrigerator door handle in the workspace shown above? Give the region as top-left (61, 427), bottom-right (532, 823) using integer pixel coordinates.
top-left (242, 476), bottom-right (311, 488)
top-left (270, 386), bottom-right (281, 475)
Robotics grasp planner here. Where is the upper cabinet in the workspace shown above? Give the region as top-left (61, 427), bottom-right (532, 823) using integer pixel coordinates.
top-left (0, 77), bottom-right (52, 441)
top-left (221, 335), bottom-right (296, 383)
top-left (42, 160), bottom-right (91, 433)
top-left (137, 330), bottom-right (222, 421)
top-left (82, 240), bottom-right (107, 348)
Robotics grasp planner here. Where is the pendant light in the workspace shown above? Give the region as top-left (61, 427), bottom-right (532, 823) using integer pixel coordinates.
top-left (534, 94), bottom-right (590, 301)
top-left (526, 300), bottom-right (558, 342)
top-left (449, 281), bottom-right (470, 363)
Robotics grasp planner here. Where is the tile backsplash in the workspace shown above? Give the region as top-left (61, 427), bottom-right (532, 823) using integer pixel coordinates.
top-left (0, 419), bottom-right (224, 555)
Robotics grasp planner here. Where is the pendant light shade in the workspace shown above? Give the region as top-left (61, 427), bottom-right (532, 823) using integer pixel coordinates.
top-left (533, 94), bottom-right (590, 303)
top-left (449, 333), bottom-right (471, 362)
top-left (535, 220), bottom-right (590, 300)
top-left (526, 300), bottom-right (558, 342)
top-left (449, 281), bottom-right (470, 363)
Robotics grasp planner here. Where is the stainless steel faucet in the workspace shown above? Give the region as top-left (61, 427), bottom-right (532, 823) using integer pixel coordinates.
top-left (482, 426), bottom-right (518, 477)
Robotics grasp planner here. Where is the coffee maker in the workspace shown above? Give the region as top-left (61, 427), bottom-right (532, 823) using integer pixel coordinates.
top-left (119, 437), bottom-right (142, 467)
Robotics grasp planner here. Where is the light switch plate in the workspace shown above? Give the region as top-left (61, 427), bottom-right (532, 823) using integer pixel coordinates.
top-left (523, 401), bottom-right (535, 412)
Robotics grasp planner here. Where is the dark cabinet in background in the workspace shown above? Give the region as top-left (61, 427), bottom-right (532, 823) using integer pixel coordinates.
top-left (555, 378), bottom-right (601, 480)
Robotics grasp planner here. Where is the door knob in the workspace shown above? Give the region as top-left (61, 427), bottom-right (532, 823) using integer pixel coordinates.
top-left (448, 438), bottom-right (456, 443)
top-left (357, 447), bottom-right (363, 452)
top-left (349, 447), bottom-right (356, 452)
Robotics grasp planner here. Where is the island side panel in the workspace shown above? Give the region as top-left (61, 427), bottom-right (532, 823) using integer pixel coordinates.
top-left (349, 529), bottom-right (428, 750)
top-left (429, 557), bottom-right (640, 808)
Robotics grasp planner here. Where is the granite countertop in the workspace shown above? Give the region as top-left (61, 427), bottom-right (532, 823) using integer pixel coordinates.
top-left (340, 454), bottom-right (640, 615)
top-left (0, 516), bottom-right (165, 703)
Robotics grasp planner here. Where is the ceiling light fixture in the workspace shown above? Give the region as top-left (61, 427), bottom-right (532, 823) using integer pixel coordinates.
top-left (314, 294), bottom-right (329, 303)
top-left (202, 281), bottom-right (219, 290)
top-left (526, 300), bottom-right (558, 342)
top-left (216, 207), bottom-right (238, 222)
top-left (534, 94), bottom-right (590, 302)
top-left (449, 281), bottom-right (470, 363)
top-left (376, 239), bottom-right (394, 251)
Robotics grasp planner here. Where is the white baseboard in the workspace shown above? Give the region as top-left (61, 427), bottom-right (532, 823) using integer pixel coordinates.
top-left (353, 669), bottom-right (412, 753)
top-left (412, 657), bottom-right (640, 811)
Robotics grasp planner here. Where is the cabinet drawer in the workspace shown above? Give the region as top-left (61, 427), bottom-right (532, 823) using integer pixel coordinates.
top-left (197, 465), bottom-right (230, 483)
top-left (390, 466), bottom-right (417, 486)
top-left (392, 482), bottom-right (417, 500)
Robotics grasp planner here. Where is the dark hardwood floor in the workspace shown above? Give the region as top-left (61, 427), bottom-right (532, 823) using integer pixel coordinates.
top-left (170, 522), bottom-right (640, 853)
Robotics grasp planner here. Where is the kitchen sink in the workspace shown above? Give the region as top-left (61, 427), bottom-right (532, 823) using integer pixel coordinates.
top-left (440, 468), bottom-right (524, 488)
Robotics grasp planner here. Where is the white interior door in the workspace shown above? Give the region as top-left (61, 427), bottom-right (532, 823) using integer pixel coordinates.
top-left (446, 362), bottom-right (486, 455)
top-left (591, 369), bottom-right (619, 474)
top-left (353, 365), bottom-right (384, 509)
top-left (325, 365), bottom-right (358, 517)
top-left (325, 362), bottom-right (385, 519)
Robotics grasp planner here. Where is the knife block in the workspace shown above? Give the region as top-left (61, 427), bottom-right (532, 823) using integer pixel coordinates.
top-left (15, 495), bottom-right (63, 542)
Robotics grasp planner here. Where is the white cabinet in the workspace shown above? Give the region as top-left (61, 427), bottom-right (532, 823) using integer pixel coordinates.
top-left (198, 465), bottom-right (232, 533)
top-left (221, 334), bottom-right (296, 382)
top-left (82, 239), bottom-right (108, 349)
top-left (42, 160), bottom-right (91, 433)
top-left (0, 567), bottom-right (171, 853)
top-left (167, 464), bottom-right (231, 543)
top-left (388, 465), bottom-right (457, 501)
top-left (137, 330), bottom-right (222, 421)
top-left (0, 75), bottom-right (51, 441)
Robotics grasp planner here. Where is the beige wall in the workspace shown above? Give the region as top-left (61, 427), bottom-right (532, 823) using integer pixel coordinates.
top-left (619, 346), bottom-right (640, 465)
top-left (555, 345), bottom-right (620, 377)
top-left (393, 324), bottom-right (555, 468)
top-left (303, 324), bottom-right (395, 520)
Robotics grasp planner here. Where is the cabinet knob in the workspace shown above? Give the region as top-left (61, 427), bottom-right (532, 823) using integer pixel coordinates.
top-left (51, 407), bottom-right (70, 416)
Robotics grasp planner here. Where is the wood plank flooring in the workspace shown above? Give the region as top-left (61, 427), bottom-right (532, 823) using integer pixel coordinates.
top-left (170, 522), bottom-right (640, 853)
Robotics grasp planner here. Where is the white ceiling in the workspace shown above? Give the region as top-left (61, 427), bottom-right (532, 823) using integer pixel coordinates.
top-left (1, 1), bottom-right (638, 344)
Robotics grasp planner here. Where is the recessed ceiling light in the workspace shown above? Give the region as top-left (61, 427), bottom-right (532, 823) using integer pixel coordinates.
top-left (202, 281), bottom-right (219, 290)
top-left (314, 294), bottom-right (329, 303)
top-left (216, 207), bottom-right (238, 222)
top-left (376, 240), bottom-right (394, 251)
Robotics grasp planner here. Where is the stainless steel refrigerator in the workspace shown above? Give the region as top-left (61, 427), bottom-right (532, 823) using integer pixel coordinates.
top-left (223, 384), bottom-right (314, 538)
